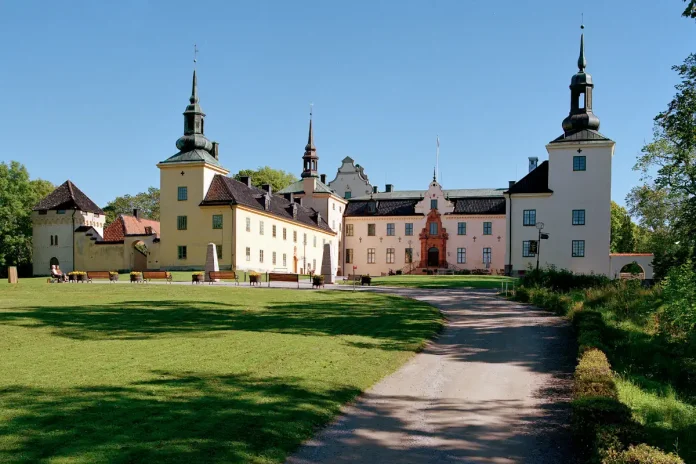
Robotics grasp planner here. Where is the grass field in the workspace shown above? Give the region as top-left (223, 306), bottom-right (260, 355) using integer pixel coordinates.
top-left (0, 279), bottom-right (442, 463)
top-left (345, 274), bottom-right (517, 289)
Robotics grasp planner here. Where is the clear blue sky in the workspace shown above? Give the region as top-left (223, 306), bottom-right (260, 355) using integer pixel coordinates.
top-left (1, 0), bottom-right (693, 208)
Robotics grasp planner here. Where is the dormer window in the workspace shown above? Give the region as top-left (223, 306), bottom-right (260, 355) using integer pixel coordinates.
top-left (367, 201), bottom-right (377, 213)
top-left (431, 199), bottom-right (438, 210)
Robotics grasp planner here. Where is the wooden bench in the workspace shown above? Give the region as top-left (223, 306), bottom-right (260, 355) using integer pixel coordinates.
top-left (208, 271), bottom-right (239, 285)
top-left (87, 271), bottom-right (113, 282)
top-left (142, 271), bottom-right (172, 283)
top-left (268, 272), bottom-right (300, 288)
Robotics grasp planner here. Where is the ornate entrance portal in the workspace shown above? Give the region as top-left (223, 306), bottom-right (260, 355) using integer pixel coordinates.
top-left (419, 209), bottom-right (448, 268)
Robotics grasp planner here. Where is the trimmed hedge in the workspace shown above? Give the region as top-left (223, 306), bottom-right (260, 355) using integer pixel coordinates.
top-left (574, 349), bottom-right (619, 399)
top-left (602, 444), bottom-right (685, 464)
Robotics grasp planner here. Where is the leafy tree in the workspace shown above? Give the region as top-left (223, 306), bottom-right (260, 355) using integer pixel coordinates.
top-left (610, 201), bottom-right (636, 253)
top-left (684, 0), bottom-right (696, 19)
top-left (0, 161), bottom-right (54, 270)
top-left (232, 166), bottom-right (298, 193)
top-left (103, 187), bottom-right (160, 226)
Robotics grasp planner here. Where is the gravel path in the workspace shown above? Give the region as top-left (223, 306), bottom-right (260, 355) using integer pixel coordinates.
top-left (287, 287), bottom-right (575, 464)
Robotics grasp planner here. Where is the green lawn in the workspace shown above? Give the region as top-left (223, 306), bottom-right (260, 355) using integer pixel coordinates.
top-left (345, 274), bottom-right (517, 289)
top-left (0, 279), bottom-right (442, 463)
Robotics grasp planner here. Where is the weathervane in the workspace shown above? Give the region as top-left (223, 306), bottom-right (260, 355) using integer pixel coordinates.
top-left (309, 102), bottom-right (313, 120)
top-left (193, 44), bottom-right (199, 69)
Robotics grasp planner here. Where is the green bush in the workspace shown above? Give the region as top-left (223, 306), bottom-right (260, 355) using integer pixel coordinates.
top-left (522, 267), bottom-right (610, 292)
top-left (574, 310), bottom-right (608, 354)
top-left (602, 444), bottom-right (685, 464)
top-left (515, 286), bottom-right (530, 302)
top-left (575, 349), bottom-right (618, 399)
top-left (659, 263), bottom-right (696, 340)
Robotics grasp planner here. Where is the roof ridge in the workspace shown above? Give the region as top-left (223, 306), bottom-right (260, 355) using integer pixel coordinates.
top-left (66, 180), bottom-right (75, 200)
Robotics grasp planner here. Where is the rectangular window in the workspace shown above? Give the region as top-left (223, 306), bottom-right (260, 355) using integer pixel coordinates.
top-left (313, 235), bottom-right (317, 247)
top-left (483, 247), bottom-right (492, 264)
top-left (386, 248), bottom-right (395, 264)
top-left (457, 222), bottom-right (466, 235)
top-left (483, 222), bottom-right (492, 235)
top-left (259, 249), bottom-right (264, 263)
top-left (523, 240), bottom-right (536, 257)
top-left (259, 221), bottom-right (265, 235)
top-left (177, 216), bottom-right (187, 230)
top-left (312, 259), bottom-right (316, 271)
top-left (346, 224), bottom-right (354, 236)
top-left (332, 220), bottom-right (336, 230)
top-left (212, 214), bottom-right (223, 229)
top-left (429, 222), bottom-right (438, 235)
top-left (56, 210), bottom-right (66, 214)
top-left (293, 231), bottom-right (297, 243)
top-left (346, 248), bottom-right (354, 264)
top-left (367, 248), bottom-right (376, 264)
top-left (523, 210), bottom-right (536, 226)
top-left (431, 199), bottom-right (438, 210)
top-left (572, 240), bottom-right (585, 257)
top-left (573, 155), bottom-right (587, 171)
top-left (272, 251), bottom-right (277, 265)
top-left (216, 244), bottom-right (223, 259)
top-left (457, 247), bottom-right (466, 264)
top-left (344, 191), bottom-right (352, 199)
top-left (283, 253), bottom-right (287, 267)
top-left (177, 246), bottom-right (187, 260)
top-left (178, 186), bottom-right (188, 201)
top-left (283, 228), bottom-right (287, 240)
top-left (367, 224), bottom-right (376, 236)
top-left (572, 209), bottom-right (586, 225)
top-left (246, 247), bottom-right (251, 261)
top-left (303, 233), bottom-right (307, 245)
top-left (405, 248), bottom-right (413, 263)
top-left (272, 225), bottom-right (277, 237)
top-left (405, 223), bottom-right (413, 236)
top-left (39, 210), bottom-right (47, 215)
top-left (387, 223), bottom-right (395, 236)
top-left (246, 217), bottom-right (251, 232)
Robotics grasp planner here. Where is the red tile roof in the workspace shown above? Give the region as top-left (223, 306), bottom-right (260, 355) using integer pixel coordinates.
top-left (103, 215), bottom-right (160, 242)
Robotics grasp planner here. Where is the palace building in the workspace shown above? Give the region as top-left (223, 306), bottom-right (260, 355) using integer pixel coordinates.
top-left (31, 30), bottom-right (654, 279)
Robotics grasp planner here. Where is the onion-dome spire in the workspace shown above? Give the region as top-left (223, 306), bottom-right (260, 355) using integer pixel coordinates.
top-left (175, 69), bottom-right (213, 153)
top-left (301, 104), bottom-right (319, 178)
top-left (561, 24), bottom-right (601, 135)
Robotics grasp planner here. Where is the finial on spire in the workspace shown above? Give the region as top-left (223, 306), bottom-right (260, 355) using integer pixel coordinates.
top-left (190, 69), bottom-right (198, 104)
top-left (193, 44), bottom-right (199, 69)
top-left (433, 167), bottom-right (437, 182)
top-left (306, 104), bottom-right (315, 151)
top-left (578, 23), bottom-right (586, 72)
top-left (309, 102), bottom-right (313, 120)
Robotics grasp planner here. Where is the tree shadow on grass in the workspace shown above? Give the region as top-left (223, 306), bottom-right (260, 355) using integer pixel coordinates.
top-left (0, 371), bottom-right (362, 464)
top-left (0, 295), bottom-right (442, 350)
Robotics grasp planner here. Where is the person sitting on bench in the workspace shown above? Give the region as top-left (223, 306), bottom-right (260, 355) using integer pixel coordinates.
top-left (51, 265), bottom-right (67, 282)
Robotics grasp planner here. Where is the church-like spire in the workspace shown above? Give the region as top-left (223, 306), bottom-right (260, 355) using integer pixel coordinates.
top-left (561, 25), bottom-right (600, 135)
top-left (301, 105), bottom-right (319, 178)
top-left (190, 69), bottom-right (199, 104)
top-left (175, 68), bottom-right (213, 153)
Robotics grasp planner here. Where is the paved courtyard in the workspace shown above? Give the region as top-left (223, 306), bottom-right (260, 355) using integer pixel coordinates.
top-left (287, 287), bottom-right (574, 464)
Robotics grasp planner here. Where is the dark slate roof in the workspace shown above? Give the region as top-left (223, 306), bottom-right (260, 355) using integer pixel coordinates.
top-left (33, 180), bottom-right (104, 214)
top-left (159, 148), bottom-right (222, 167)
top-left (351, 188), bottom-right (504, 201)
top-left (453, 197), bottom-right (506, 214)
top-left (201, 175), bottom-right (335, 233)
top-left (278, 179), bottom-right (335, 195)
top-left (549, 129), bottom-right (613, 144)
top-left (345, 197), bottom-right (506, 217)
top-left (505, 161), bottom-right (553, 195)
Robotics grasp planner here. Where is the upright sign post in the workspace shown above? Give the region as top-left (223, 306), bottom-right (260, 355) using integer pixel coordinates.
top-left (7, 266), bottom-right (18, 284)
top-left (536, 222), bottom-right (545, 271)
top-left (353, 266), bottom-right (357, 292)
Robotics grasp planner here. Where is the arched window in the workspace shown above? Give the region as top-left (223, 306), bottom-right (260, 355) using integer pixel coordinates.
top-left (50, 236), bottom-right (54, 246)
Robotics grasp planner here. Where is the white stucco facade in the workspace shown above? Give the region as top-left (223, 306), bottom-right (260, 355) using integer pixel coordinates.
top-left (327, 156), bottom-right (373, 199)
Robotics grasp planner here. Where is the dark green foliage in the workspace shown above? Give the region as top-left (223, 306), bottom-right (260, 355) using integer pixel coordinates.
top-left (574, 310), bottom-right (608, 354)
top-left (232, 166), bottom-right (298, 192)
top-left (521, 267), bottom-right (610, 292)
top-left (659, 262), bottom-right (696, 339)
top-left (603, 444), bottom-right (685, 464)
top-left (103, 186), bottom-right (160, 226)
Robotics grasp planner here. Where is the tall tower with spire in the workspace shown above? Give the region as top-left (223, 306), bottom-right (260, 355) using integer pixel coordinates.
top-left (561, 25), bottom-right (601, 135)
top-left (301, 108), bottom-right (319, 178)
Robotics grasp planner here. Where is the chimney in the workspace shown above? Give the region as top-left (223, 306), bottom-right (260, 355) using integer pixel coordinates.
top-left (239, 176), bottom-right (252, 187)
top-left (385, 184), bottom-right (394, 193)
top-left (261, 184), bottom-right (272, 195)
top-left (289, 203), bottom-right (298, 219)
top-left (372, 186), bottom-right (378, 194)
top-left (315, 211), bottom-right (322, 224)
top-left (320, 174), bottom-right (327, 184)
top-left (211, 142), bottom-right (219, 160)
top-left (133, 208), bottom-right (140, 219)
top-left (508, 180), bottom-right (516, 189)
top-left (528, 157), bottom-right (538, 173)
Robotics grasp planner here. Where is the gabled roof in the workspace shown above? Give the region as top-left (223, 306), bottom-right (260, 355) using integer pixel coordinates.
top-left (159, 148), bottom-right (222, 167)
top-left (33, 180), bottom-right (104, 215)
top-left (201, 175), bottom-right (335, 233)
top-left (505, 161), bottom-right (553, 195)
top-left (453, 197), bottom-right (506, 215)
top-left (549, 128), bottom-right (613, 144)
top-left (277, 179), bottom-right (335, 195)
top-left (103, 215), bottom-right (160, 242)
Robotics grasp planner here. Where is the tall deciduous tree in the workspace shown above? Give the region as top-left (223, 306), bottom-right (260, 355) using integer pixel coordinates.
top-left (0, 161), bottom-right (54, 270)
top-left (103, 187), bottom-right (160, 226)
top-left (232, 166), bottom-right (298, 193)
top-left (610, 201), bottom-right (636, 253)
top-left (684, 0), bottom-right (696, 19)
